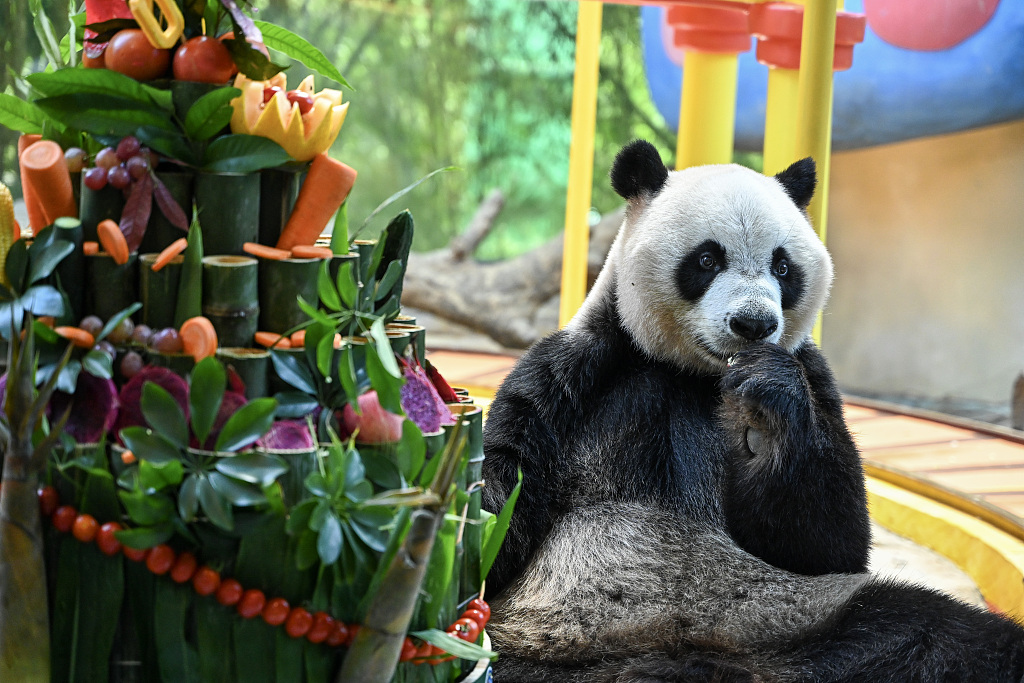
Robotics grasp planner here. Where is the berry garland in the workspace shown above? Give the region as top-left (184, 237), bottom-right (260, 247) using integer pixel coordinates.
top-left (38, 485), bottom-right (490, 665)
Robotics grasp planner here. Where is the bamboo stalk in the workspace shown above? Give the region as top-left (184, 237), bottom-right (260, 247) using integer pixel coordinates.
top-left (139, 253), bottom-right (183, 331)
top-left (202, 255), bottom-right (259, 347)
top-left (52, 217), bottom-right (84, 325)
top-left (256, 257), bottom-right (319, 334)
top-left (216, 347), bottom-right (269, 400)
top-left (85, 252), bottom-right (139, 323)
top-left (194, 172), bottom-right (260, 256)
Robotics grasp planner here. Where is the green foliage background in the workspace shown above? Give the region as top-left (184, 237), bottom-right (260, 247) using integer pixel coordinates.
top-left (1, 0), bottom-right (677, 259)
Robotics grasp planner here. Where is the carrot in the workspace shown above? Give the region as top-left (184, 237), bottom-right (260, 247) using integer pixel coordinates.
top-left (83, 241), bottom-right (100, 256)
top-left (254, 331), bottom-right (290, 349)
top-left (289, 329), bottom-right (306, 348)
top-left (19, 140), bottom-right (77, 230)
top-left (179, 316), bottom-right (219, 361)
top-left (152, 237), bottom-right (188, 271)
top-left (243, 242), bottom-right (290, 261)
top-left (37, 316), bottom-right (55, 328)
top-left (97, 219), bottom-right (130, 265)
top-left (17, 135), bottom-right (46, 234)
top-left (275, 154), bottom-right (357, 251)
top-left (53, 326), bottom-right (96, 348)
top-left (121, 450), bottom-right (137, 465)
top-left (290, 245), bottom-right (334, 260)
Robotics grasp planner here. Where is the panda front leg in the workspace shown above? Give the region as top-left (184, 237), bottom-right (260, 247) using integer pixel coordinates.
top-left (718, 342), bottom-right (871, 576)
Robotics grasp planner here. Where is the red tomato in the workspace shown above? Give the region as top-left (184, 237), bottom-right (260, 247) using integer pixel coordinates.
top-left (325, 621), bottom-right (349, 647)
top-left (122, 545), bottom-right (150, 562)
top-left (412, 640), bottom-right (436, 662)
top-left (169, 551), bottom-right (197, 583)
top-left (284, 608), bottom-right (313, 638)
top-left (451, 617), bottom-right (481, 642)
top-left (72, 514), bottom-right (99, 543)
top-left (263, 86), bottom-right (283, 104)
top-left (216, 578), bottom-right (243, 606)
top-left (96, 522), bottom-right (123, 556)
top-left (306, 612), bottom-right (335, 644)
top-left (172, 36), bottom-right (237, 84)
top-left (399, 637), bottom-right (416, 662)
top-left (262, 597), bottom-right (290, 626)
top-left (237, 589), bottom-right (266, 619)
top-left (105, 29), bottom-right (171, 81)
top-left (192, 566), bottom-right (221, 596)
top-left (52, 505), bottom-right (77, 533)
top-left (82, 45), bottom-right (106, 68)
top-left (38, 486), bottom-right (59, 517)
top-left (466, 598), bottom-right (490, 623)
top-left (285, 90), bottom-right (314, 115)
top-left (461, 608), bottom-right (488, 629)
top-left (145, 544), bottom-right (176, 575)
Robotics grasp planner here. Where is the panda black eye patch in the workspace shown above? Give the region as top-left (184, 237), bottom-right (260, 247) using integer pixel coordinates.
top-left (773, 247), bottom-right (804, 309)
top-left (676, 240), bottom-right (727, 301)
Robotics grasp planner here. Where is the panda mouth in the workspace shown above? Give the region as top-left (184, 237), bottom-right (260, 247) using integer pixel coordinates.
top-left (693, 336), bottom-right (733, 367)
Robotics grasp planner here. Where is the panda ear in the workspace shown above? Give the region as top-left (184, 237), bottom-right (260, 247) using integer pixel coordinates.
top-left (610, 140), bottom-right (669, 200)
top-left (774, 157), bottom-right (817, 210)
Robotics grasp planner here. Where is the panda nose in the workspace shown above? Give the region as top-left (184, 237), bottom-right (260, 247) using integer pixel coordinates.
top-left (730, 315), bottom-right (778, 341)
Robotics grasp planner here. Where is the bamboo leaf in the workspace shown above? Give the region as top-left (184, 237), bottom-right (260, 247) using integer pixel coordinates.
top-left (410, 628), bottom-right (497, 661)
top-left (317, 260), bottom-right (341, 311)
top-left (174, 220), bottom-right (204, 328)
top-left (153, 581), bottom-right (200, 683)
top-left (94, 302), bottom-right (143, 343)
top-left (334, 260), bottom-right (357, 309)
top-left (254, 21), bottom-right (351, 88)
top-left (481, 468), bottom-right (523, 580)
top-left (373, 260), bottom-right (403, 303)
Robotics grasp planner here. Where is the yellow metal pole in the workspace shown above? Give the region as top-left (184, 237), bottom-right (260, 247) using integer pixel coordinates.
top-left (761, 67), bottom-right (800, 176)
top-left (559, 1), bottom-right (603, 327)
top-left (676, 51), bottom-right (739, 170)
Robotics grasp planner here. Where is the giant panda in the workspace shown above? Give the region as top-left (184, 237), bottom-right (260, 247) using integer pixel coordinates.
top-left (479, 140), bottom-right (1024, 682)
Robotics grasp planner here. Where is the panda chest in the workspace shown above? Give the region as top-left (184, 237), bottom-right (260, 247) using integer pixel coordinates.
top-left (566, 373), bottom-right (726, 515)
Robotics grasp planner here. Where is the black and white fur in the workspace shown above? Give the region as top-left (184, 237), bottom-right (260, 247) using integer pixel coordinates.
top-left (481, 140), bottom-right (1024, 682)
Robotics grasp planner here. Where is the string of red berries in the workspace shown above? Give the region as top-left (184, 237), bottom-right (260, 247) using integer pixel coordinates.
top-left (38, 485), bottom-right (490, 664)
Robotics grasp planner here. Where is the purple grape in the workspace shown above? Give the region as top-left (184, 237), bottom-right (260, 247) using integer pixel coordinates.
top-left (79, 315), bottom-right (104, 336)
top-left (120, 350), bottom-right (144, 378)
top-left (116, 136), bottom-right (141, 161)
top-left (126, 155), bottom-right (149, 179)
top-left (108, 165), bottom-right (131, 190)
top-left (64, 147), bottom-right (86, 173)
top-left (131, 324), bottom-right (153, 346)
top-left (106, 316), bottom-right (135, 344)
top-left (83, 167), bottom-right (108, 191)
top-left (149, 328), bottom-right (183, 353)
top-left (95, 340), bottom-right (116, 356)
top-left (95, 147), bottom-right (119, 170)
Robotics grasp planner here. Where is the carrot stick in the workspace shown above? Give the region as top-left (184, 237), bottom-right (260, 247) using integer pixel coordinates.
top-left (179, 316), bottom-right (218, 361)
top-left (53, 326), bottom-right (96, 348)
top-left (275, 154), bottom-right (357, 251)
top-left (152, 237), bottom-right (188, 271)
top-left (83, 241), bottom-right (100, 256)
top-left (17, 135), bottom-right (47, 234)
top-left (290, 245), bottom-right (333, 260)
top-left (243, 242), bottom-right (290, 261)
top-left (97, 219), bottom-right (130, 265)
top-left (19, 140), bottom-right (77, 230)
top-left (254, 331), bottom-right (290, 349)
top-left (289, 329), bottom-right (306, 348)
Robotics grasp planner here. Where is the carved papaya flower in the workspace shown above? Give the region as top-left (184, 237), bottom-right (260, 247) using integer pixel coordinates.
top-left (229, 73), bottom-right (349, 162)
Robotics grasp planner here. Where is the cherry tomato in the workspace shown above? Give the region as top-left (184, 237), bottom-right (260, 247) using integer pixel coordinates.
top-left (237, 589), bottom-right (266, 619)
top-left (325, 621), bottom-right (349, 647)
top-left (306, 612), bottom-right (335, 644)
top-left (345, 624), bottom-right (360, 647)
top-left (451, 617), bottom-right (481, 642)
top-left (172, 36), bottom-right (237, 84)
top-left (284, 607), bottom-right (313, 638)
top-left (192, 566), bottom-right (221, 596)
top-left (262, 597), bottom-right (290, 626)
top-left (72, 513), bottom-right (99, 543)
top-left (38, 486), bottom-right (59, 517)
top-left (412, 640), bottom-right (436, 662)
top-left (285, 90), bottom-right (314, 115)
top-left (145, 544), bottom-right (176, 575)
top-left (122, 545), bottom-right (150, 562)
top-left (104, 29), bottom-right (171, 81)
top-left (461, 608), bottom-right (488, 629)
top-left (52, 505), bottom-right (77, 533)
top-left (262, 86), bottom-right (283, 104)
top-left (466, 598), bottom-right (490, 623)
top-left (82, 46), bottom-right (106, 68)
top-left (399, 637), bottom-right (416, 662)
top-left (170, 551), bottom-right (197, 583)
top-left (96, 522), bottom-right (123, 556)
top-left (216, 578), bottom-right (243, 606)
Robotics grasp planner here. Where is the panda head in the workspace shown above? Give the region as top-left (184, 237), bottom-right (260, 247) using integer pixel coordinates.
top-left (603, 140), bottom-right (832, 374)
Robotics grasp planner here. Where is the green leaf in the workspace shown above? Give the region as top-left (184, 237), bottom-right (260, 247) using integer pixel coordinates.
top-left (213, 397), bottom-right (277, 452)
top-left (115, 523), bottom-right (175, 549)
top-left (136, 126), bottom-right (197, 166)
top-left (410, 629), bottom-right (497, 661)
top-left (119, 426), bottom-right (183, 465)
top-left (316, 513), bottom-right (342, 564)
top-left (21, 284), bottom-right (65, 318)
top-left (286, 499), bottom-right (317, 534)
top-left (269, 349), bottom-right (317, 395)
top-left (304, 471), bottom-right (330, 498)
top-left (118, 489), bottom-right (175, 526)
top-left (80, 348), bottom-right (113, 379)
top-left (4, 239), bottom-right (29, 295)
top-left (34, 94), bottom-right (177, 136)
top-left (255, 21), bottom-right (351, 88)
top-left (197, 473), bottom-right (234, 530)
top-left (183, 86), bottom-right (240, 141)
top-left (31, 0), bottom-right (66, 68)
top-left (481, 468), bottom-right (523, 581)
top-left (335, 261), bottom-right (357, 309)
top-left (272, 391), bottom-right (319, 419)
top-left (174, 220), bottom-right (203, 328)
top-left (365, 342), bottom-right (403, 415)
top-left (189, 357), bottom-right (226, 446)
top-left (27, 238), bottom-right (74, 285)
top-left (202, 134), bottom-right (292, 173)
top-left (94, 302), bottom-right (143, 342)
top-left (208, 471), bottom-right (266, 506)
top-left (308, 500), bottom-right (331, 531)
top-left (140, 382), bottom-right (190, 448)
top-left (138, 458), bottom-right (184, 491)
top-left (28, 68), bottom-right (172, 107)
top-left (369, 317), bottom-right (402, 378)
top-left (373, 260), bottom-right (403, 303)
top-left (295, 529), bottom-right (319, 570)
top-left (214, 451), bottom-right (288, 486)
top-left (350, 508), bottom-right (391, 553)
top-left (178, 473), bottom-right (200, 521)
top-left (317, 260), bottom-right (341, 311)
top-left (0, 93), bottom-right (49, 134)
top-left (329, 201), bottom-right (348, 254)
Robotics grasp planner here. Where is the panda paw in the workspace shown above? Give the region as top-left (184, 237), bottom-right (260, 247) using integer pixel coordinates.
top-left (720, 344), bottom-right (814, 454)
